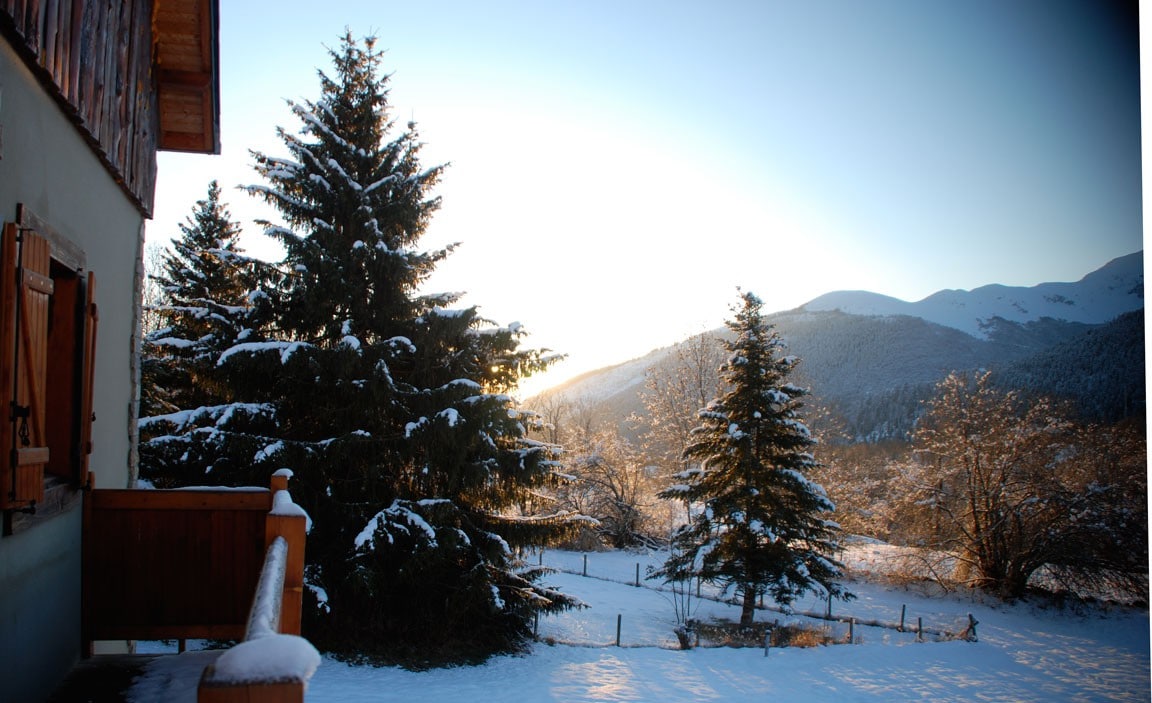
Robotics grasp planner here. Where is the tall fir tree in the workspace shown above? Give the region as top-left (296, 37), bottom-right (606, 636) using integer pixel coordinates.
top-left (232, 32), bottom-right (579, 662)
top-left (656, 290), bottom-right (846, 626)
top-left (139, 182), bottom-right (276, 487)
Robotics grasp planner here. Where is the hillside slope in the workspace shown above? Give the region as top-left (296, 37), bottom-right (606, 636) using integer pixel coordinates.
top-left (532, 253), bottom-right (1145, 441)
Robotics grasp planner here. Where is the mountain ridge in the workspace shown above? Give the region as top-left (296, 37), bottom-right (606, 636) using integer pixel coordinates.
top-left (801, 252), bottom-right (1143, 338)
top-left (533, 252), bottom-right (1145, 441)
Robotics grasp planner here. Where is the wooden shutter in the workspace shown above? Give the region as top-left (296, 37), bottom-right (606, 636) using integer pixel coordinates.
top-left (0, 223), bottom-right (53, 509)
top-left (80, 273), bottom-right (97, 475)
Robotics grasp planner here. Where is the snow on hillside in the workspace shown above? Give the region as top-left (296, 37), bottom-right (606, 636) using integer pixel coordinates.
top-left (803, 252), bottom-right (1143, 338)
top-left (133, 546), bottom-right (1149, 702)
top-left (544, 347), bottom-right (663, 405)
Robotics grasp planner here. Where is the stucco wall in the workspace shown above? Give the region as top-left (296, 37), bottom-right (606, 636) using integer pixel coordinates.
top-left (0, 40), bottom-right (142, 490)
top-left (0, 509), bottom-right (82, 703)
top-left (0, 38), bottom-right (144, 701)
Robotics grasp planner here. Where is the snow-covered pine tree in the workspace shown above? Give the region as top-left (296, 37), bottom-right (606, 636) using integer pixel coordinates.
top-left (235, 32), bottom-right (579, 662)
top-left (655, 290), bottom-right (847, 627)
top-left (138, 182), bottom-right (276, 487)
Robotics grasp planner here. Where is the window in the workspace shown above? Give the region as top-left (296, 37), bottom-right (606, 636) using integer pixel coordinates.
top-left (0, 207), bottom-right (96, 534)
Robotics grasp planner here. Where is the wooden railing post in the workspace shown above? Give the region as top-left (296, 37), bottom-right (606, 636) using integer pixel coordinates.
top-left (265, 470), bottom-right (306, 636)
top-left (198, 471), bottom-right (317, 702)
top-left (270, 470), bottom-right (289, 493)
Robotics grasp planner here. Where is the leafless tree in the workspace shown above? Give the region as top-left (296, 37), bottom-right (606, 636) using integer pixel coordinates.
top-left (140, 241), bottom-right (168, 336)
top-left (554, 424), bottom-right (661, 549)
top-left (898, 371), bottom-right (1147, 599)
top-left (634, 332), bottom-right (726, 477)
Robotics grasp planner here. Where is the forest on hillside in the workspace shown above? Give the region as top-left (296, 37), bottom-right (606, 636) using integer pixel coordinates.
top-left (542, 308), bottom-right (1144, 444)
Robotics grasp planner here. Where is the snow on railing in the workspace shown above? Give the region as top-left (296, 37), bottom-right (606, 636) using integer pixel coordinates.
top-left (198, 472), bottom-right (317, 703)
top-left (245, 537), bottom-right (287, 640)
top-left (201, 633), bottom-right (320, 690)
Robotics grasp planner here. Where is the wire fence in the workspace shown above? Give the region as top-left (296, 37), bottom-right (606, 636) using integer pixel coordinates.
top-left (534, 550), bottom-right (979, 649)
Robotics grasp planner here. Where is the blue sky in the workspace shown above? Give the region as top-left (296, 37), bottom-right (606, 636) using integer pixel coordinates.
top-left (148, 0), bottom-right (1143, 394)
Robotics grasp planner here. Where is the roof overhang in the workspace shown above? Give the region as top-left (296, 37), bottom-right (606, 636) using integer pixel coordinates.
top-left (155, 0), bottom-right (220, 154)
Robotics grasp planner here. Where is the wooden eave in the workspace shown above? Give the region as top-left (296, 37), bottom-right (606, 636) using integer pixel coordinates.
top-left (1, 0), bottom-right (221, 214)
top-left (155, 0), bottom-right (220, 154)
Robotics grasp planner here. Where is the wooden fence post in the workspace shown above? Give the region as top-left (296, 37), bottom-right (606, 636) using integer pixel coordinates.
top-left (899, 604), bottom-right (906, 632)
top-left (616, 614), bottom-right (622, 647)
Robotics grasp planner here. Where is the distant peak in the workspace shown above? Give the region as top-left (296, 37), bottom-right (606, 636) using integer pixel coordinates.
top-left (800, 251), bottom-right (1143, 338)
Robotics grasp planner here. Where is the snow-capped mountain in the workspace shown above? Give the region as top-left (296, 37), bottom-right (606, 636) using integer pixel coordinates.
top-left (802, 252), bottom-right (1143, 338)
top-left (533, 252), bottom-right (1145, 441)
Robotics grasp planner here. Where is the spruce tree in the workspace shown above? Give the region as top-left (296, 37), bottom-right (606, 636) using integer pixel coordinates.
top-left (656, 290), bottom-right (846, 626)
top-left (234, 32), bottom-right (579, 662)
top-left (139, 182), bottom-right (275, 487)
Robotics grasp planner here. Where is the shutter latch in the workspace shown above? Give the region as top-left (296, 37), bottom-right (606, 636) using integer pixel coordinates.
top-left (10, 403), bottom-right (29, 446)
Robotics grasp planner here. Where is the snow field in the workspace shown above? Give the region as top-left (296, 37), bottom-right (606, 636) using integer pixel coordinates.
top-left (310, 547), bottom-right (1149, 701)
top-left (134, 545), bottom-right (1149, 702)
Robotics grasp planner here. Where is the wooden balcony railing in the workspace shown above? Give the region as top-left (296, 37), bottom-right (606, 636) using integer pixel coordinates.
top-left (82, 470), bottom-right (317, 700)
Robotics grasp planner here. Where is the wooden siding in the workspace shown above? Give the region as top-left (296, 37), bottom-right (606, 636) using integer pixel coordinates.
top-left (0, 0), bottom-right (220, 217)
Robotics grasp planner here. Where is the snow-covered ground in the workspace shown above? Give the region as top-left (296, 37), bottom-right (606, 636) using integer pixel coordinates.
top-left (134, 546), bottom-right (1149, 702)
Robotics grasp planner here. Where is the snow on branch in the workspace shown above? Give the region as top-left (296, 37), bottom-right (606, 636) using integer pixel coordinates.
top-left (244, 184), bottom-right (309, 212)
top-left (263, 156), bottom-right (303, 172)
top-left (139, 403), bottom-right (276, 432)
top-left (147, 335), bottom-right (201, 349)
top-left (362, 174), bottom-right (397, 194)
top-left (354, 500), bottom-right (439, 551)
top-left (218, 340), bottom-right (314, 366)
top-left (292, 101), bottom-right (356, 153)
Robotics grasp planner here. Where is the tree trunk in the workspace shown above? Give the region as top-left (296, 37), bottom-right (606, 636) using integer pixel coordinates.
top-left (999, 564), bottom-right (1030, 599)
top-left (740, 586), bottom-right (758, 627)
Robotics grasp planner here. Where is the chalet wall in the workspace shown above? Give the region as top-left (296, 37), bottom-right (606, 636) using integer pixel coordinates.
top-left (0, 508), bottom-right (81, 703)
top-left (0, 38), bottom-right (140, 492)
top-left (0, 35), bottom-right (141, 699)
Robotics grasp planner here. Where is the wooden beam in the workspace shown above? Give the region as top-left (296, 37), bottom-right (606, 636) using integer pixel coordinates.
top-left (198, 678), bottom-right (306, 703)
top-left (16, 204), bottom-right (86, 272)
top-left (92, 623), bottom-right (247, 641)
top-left (159, 131), bottom-right (212, 152)
top-left (158, 68), bottom-right (212, 88)
top-left (89, 488), bottom-right (272, 512)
